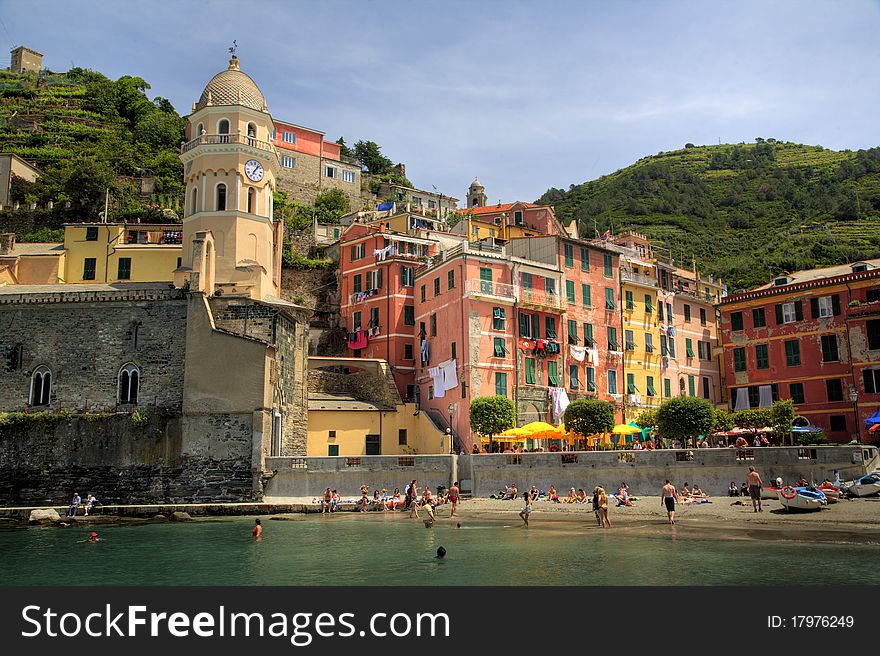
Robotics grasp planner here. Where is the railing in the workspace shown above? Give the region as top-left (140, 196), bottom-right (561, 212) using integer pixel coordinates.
top-left (621, 271), bottom-right (657, 287)
top-left (123, 229), bottom-right (183, 246)
top-left (518, 287), bottom-right (566, 310)
top-left (847, 301), bottom-right (880, 317)
top-left (181, 133), bottom-right (278, 154)
top-left (464, 278), bottom-right (517, 299)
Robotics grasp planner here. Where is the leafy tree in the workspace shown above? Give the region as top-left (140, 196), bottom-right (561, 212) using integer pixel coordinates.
top-left (336, 137), bottom-right (355, 160)
top-left (134, 111), bottom-right (186, 152)
top-left (314, 188), bottom-right (350, 223)
top-left (656, 396), bottom-right (714, 441)
top-left (733, 408), bottom-right (773, 435)
top-left (635, 409), bottom-right (658, 429)
top-left (770, 399), bottom-right (796, 440)
top-left (564, 399), bottom-right (615, 437)
top-left (62, 159), bottom-right (117, 217)
top-left (354, 140), bottom-right (393, 175)
top-left (469, 396), bottom-right (515, 437)
top-left (713, 409), bottom-right (735, 433)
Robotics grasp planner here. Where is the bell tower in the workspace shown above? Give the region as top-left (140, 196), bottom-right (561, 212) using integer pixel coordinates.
top-left (177, 53), bottom-right (282, 300)
top-left (467, 177), bottom-right (487, 208)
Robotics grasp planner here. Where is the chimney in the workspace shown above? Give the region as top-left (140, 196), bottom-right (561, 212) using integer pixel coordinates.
top-left (0, 233), bottom-right (15, 255)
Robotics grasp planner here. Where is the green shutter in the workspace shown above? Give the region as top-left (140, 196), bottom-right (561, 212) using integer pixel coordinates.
top-left (686, 338), bottom-right (695, 357)
top-left (580, 247), bottom-right (589, 271)
top-left (582, 284), bottom-right (591, 306)
top-left (495, 372), bottom-right (507, 397)
top-left (480, 267), bottom-right (493, 293)
top-left (644, 295), bottom-right (653, 313)
top-left (519, 312), bottom-right (530, 337)
top-left (494, 337), bottom-right (506, 357)
top-left (627, 373), bottom-right (637, 394)
top-left (664, 378), bottom-right (671, 398)
top-left (525, 358), bottom-right (536, 384)
top-left (584, 323), bottom-right (594, 346)
top-left (646, 377), bottom-right (656, 396)
top-left (604, 254), bottom-right (613, 277)
top-left (586, 367), bottom-right (596, 391)
top-left (566, 279), bottom-right (575, 303)
top-left (733, 347), bottom-right (746, 372)
top-left (688, 375), bottom-right (696, 397)
top-left (605, 287), bottom-right (616, 309)
top-left (548, 361), bottom-right (560, 386)
top-left (625, 290), bottom-right (634, 309)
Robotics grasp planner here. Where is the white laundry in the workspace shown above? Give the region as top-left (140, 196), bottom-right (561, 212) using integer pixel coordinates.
top-left (549, 387), bottom-right (570, 419)
top-left (569, 345), bottom-right (586, 362)
top-left (733, 388), bottom-right (750, 411)
top-left (439, 358), bottom-right (458, 390)
top-left (758, 384), bottom-right (773, 409)
top-left (428, 366), bottom-right (446, 398)
top-left (590, 347), bottom-right (599, 365)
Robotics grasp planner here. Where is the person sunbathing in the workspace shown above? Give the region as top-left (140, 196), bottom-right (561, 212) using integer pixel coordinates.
top-left (681, 483), bottom-right (692, 497)
top-left (576, 488), bottom-right (588, 503)
top-left (564, 488), bottom-right (577, 503)
top-left (503, 484), bottom-right (518, 500)
top-left (616, 486), bottom-right (631, 506)
top-left (372, 489), bottom-right (386, 511)
top-left (548, 486), bottom-right (559, 502)
top-left (691, 484), bottom-right (707, 498)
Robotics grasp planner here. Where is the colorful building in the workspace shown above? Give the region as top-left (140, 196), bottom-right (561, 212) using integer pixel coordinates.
top-left (0, 234), bottom-right (64, 285)
top-left (719, 259), bottom-right (880, 442)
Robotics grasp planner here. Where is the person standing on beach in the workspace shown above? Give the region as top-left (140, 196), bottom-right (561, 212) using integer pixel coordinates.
top-left (519, 489), bottom-right (533, 527)
top-left (747, 466), bottom-right (763, 512)
top-left (252, 519), bottom-right (262, 540)
top-left (591, 487), bottom-right (601, 526)
top-left (661, 480), bottom-right (678, 525)
top-left (448, 481), bottom-right (460, 517)
top-left (597, 487), bottom-right (611, 528)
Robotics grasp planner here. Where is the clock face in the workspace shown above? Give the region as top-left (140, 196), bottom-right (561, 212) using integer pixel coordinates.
top-left (245, 159), bottom-right (264, 182)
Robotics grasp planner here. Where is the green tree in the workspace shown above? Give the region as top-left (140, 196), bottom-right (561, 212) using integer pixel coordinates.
top-left (656, 396), bottom-right (714, 441)
top-left (62, 159), bottom-right (117, 217)
top-left (564, 399), bottom-right (615, 437)
top-left (733, 408), bottom-right (773, 435)
top-left (770, 399), bottom-right (796, 442)
top-left (134, 110), bottom-right (186, 152)
top-left (354, 140), bottom-right (393, 175)
top-left (713, 408), bottom-right (735, 433)
top-left (314, 188), bottom-right (350, 223)
top-left (336, 136), bottom-right (355, 160)
top-left (469, 396), bottom-right (515, 438)
top-left (635, 409), bottom-right (658, 429)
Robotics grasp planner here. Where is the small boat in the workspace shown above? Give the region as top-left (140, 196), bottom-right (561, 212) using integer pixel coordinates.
top-left (816, 482), bottom-right (841, 502)
top-left (845, 473), bottom-right (880, 498)
top-left (777, 485), bottom-right (827, 512)
top-left (762, 486), bottom-right (781, 500)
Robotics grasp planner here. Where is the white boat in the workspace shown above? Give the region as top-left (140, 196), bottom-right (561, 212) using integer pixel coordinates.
top-left (776, 486), bottom-right (827, 512)
top-left (816, 482), bottom-right (841, 503)
top-left (845, 473), bottom-right (880, 497)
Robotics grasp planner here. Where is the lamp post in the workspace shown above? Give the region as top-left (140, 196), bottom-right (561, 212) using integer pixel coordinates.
top-left (850, 387), bottom-right (861, 443)
top-left (447, 403), bottom-right (455, 453)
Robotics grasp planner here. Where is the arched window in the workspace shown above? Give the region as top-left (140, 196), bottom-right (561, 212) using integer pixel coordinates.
top-left (118, 364), bottom-right (140, 405)
top-left (190, 187), bottom-right (198, 216)
top-left (216, 183), bottom-right (227, 211)
top-left (29, 365), bottom-right (52, 406)
top-left (196, 123), bottom-right (204, 137)
top-left (247, 187), bottom-right (256, 214)
top-left (247, 122), bottom-right (257, 139)
top-left (218, 119), bottom-right (229, 143)
top-left (679, 378), bottom-right (686, 395)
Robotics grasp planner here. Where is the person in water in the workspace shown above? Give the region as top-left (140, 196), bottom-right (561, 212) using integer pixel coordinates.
top-left (253, 519), bottom-right (262, 540)
top-left (79, 531), bottom-right (100, 543)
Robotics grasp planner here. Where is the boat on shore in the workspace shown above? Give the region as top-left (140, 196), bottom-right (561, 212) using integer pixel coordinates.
top-left (842, 472), bottom-right (880, 497)
top-left (777, 485), bottom-right (827, 512)
top-left (816, 481), bottom-right (841, 502)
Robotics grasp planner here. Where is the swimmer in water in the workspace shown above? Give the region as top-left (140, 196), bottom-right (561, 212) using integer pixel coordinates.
top-left (252, 518), bottom-right (262, 540)
top-left (79, 531), bottom-right (100, 543)
top-left (435, 546), bottom-right (446, 559)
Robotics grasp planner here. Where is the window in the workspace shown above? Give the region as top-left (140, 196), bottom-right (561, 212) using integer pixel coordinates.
top-left (666, 303), bottom-right (673, 320)
top-left (821, 335), bottom-right (839, 362)
top-left (282, 130), bottom-right (296, 144)
top-left (545, 316), bottom-right (557, 339)
top-left (451, 342), bottom-right (457, 359)
top-left (448, 269), bottom-right (455, 290)
top-left (366, 269), bottom-right (382, 290)
top-left (566, 280), bottom-right (576, 304)
top-left (784, 339), bottom-right (801, 366)
top-left (586, 367), bottom-right (596, 392)
top-left (282, 155), bottom-right (295, 169)
top-left (29, 365), bottom-right (51, 406)
top-left (401, 265), bottom-right (414, 287)
top-left (702, 377), bottom-right (710, 400)
top-left (755, 344), bottom-right (769, 369)
top-left (580, 247), bottom-right (589, 271)
top-left (625, 290), bottom-right (634, 310)
top-left (342, 170), bottom-right (356, 183)
top-left (733, 347), bottom-right (746, 372)
top-left (829, 415), bottom-right (847, 433)
top-left (404, 305), bottom-right (415, 326)
top-left (520, 272), bottom-right (533, 289)
top-left (625, 330), bottom-right (636, 351)
top-left (514, 210), bottom-right (523, 225)
top-left (581, 284), bottom-right (591, 307)
top-left (493, 337), bottom-right (507, 357)
top-left (546, 278), bottom-right (557, 298)
top-left (352, 312), bottom-right (361, 330)
top-left (826, 379), bottom-right (844, 402)
top-left (479, 267), bottom-right (493, 293)
top-left (605, 288), bottom-right (616, 310)
top-left (752, 307), bottom-right (765, 328)
top-left (730, 311), bottom-right (744, 331)
top-left (607, 327), bottom-right (618, 351)
top-left (583, 323), bottom-right (594, 346)
top-left (688, 375), bottom-right (696, 397)
top-left (668, 337), bottom-right (676, 358)
top-left (117, 258), bottom-right (131, 280)
top-left (217, 119), bottom-right (230, 136)
top-left (432, 277), bottom-right (440, 297)
top-left (812, 295), bottom-right (840, 318)
top-left (420, 285), bottom-right (426, 302)
top-left (495, 372), bottom-right (507, 397)
top-left (548, 361), bottom-right (560, 386)
top-left (398, 429), bottom-right (408, 446)
top-left (567, 320), bottom-right (578, 344)
top-left (863, 369), bottom-right (880, 394)
top-left (685, 338), bottom-right (695, 358)
top-left (660, 334), bottom-right (668, 357)
top-left (700, 308), bottom-right (707, 326)
top-left (350, 243), bottom-right (365, 261)
top-left (520, 312), bottom-right (534, 338)
top-left (607, 370), bottom-right (618, 394)
top-left (646, 376), bottom-right (656, 397)
top-left (683, 304), bottom-right (691, 323)
top-left (428, 200), bottom-right (436, 209)
top-left (569, 364), bottom-right (579, 389)
top-left (664, 378), bottom-right (671, 398)
top-left (365, 435), bottom-right (381, 455)
top-left (645, 333), bottom-right (654, 353)
top-left (789, 382), bottom-right (805, 404)
top-left (525, 357), bottom-right (537, 385)
top-left (86, 226), bottom-right (98, 241)
top-left (627, 373), bottom-right (638, 395)
top-left (247, 187), bottom-right (256, 214)
top-left (658, 302), bottom-right (664, 322)
top-left (118, 363), bottom-right (139, 404)
top-left (867, 289), bottom-right (880, 303)
top-left (404, 343), bottom-right (413, 360)
top-left (603, 254), bottom-right (613, 277)
top-left (564, 243), bottom-right (573, 267)
top-left (369, 307), bottom-right (380, 329)
top-left (324, 166), bottom-right (337, 178)
top-left (493, 307), bottom-right (506, 331)
top-left (430, 314), bottom-right (437, 336)
top-left (645, 295), bottom-right (653, 313)
top-left (82, 258), bottom-right (96, 281)
top-left (776, 301), bottom-right (802, 324)
top-left (428, 386), bottom-right (434, 400)
top-left (868, 320), bottom-right (880, 350)
top-left (353, 274), bottom-right (362, 293)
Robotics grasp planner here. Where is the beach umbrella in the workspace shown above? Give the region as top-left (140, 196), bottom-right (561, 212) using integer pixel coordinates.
top-left (871, 424), bottom-right (880, 432)
top-left (612, 424), bottom-right (641, 435)
top-left (864, 410), bottom-right (880, 425)
top-left (519, 421), bottom-right (561, 437)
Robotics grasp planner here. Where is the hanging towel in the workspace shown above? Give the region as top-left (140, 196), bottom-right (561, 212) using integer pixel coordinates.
top-left (429, 366), bottom-right (446, 398)
top-left (439, 358), bottom-right (458, 390)
top-left (589, 347), bottom-right (599, 365)
top-left (348, 328), bottom-right (368, 350)
top-left (570, 345), bottom-right (586, 362)
top-left (549, 387), bottom-right (570, 419)
top-left (758, 384), bottom-right (773, 409)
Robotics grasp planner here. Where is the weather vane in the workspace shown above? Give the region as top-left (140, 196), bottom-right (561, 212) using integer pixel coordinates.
top-left (228, 40), bottom-right (238, 56)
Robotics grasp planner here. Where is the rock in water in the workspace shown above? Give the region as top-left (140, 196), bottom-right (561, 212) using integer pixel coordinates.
top-left (170, 511), bottom-right (193, 522)
top-left (28, 508), bottom-right (61, 524)
top-left (151, 514), bottom-right (169, 522)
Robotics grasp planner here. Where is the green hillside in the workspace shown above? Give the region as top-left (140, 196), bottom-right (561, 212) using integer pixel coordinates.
top-left (0, 67), bottom-right (185, 231)
top-left (537, 140), bottom-right (880, 291)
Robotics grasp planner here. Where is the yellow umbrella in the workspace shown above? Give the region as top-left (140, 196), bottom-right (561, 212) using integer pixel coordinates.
top-left (612, 424), bottom-right (641, 434)
top-left (519, 421), bottom-right (560, 437)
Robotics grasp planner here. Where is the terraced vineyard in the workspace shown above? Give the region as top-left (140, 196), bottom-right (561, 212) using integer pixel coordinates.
top-left (538, 141), bottom-right (880, 291)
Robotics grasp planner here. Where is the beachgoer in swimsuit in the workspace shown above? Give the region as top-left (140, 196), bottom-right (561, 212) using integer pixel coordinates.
top-left (747, 466), bottom-right (763, 512)
top-left (592, 487), bottom-right (601, 526)
top-left (321, 488), bottom-right (332, 514)
top-left (576, 488), bottom-right (588, 503)
top-left (449, 481), bottom-right (460, 516)
top-left (519, 489), bottom-right (533, 527)
top-left (661, 480), bottom-right (678, 525)
top-left (597, 487), bottom-right (611, 528)
top-left (252, 519), bottom-right (262, 540)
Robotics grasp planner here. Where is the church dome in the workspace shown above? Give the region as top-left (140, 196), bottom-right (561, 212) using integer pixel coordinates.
top-left (470, 178), bottom-right (484, 189)
top-left (196, 56), bottom-right (267, 112)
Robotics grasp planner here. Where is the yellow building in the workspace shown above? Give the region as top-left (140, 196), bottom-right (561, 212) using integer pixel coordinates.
top-left (307, 357), bottom-right (451, 456)
top-left (62, 223), bottom-right (182, 284)
top-left (0, 235), bottom-right (65, 285)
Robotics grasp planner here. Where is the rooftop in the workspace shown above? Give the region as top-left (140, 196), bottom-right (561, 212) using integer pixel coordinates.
top-left (196, 56), bottom-right (267, 112)
top-left (307, 393), bottom-right (384, 412)
top-left (462, 202), bottom-right (542, 215)
top-left (1, 242), bottom-right (64, 257)
top-left (754, 259), bottom-right (880, 290)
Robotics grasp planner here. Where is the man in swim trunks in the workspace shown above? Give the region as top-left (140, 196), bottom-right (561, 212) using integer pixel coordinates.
top-left (661, 480), bottom-right (678, 525)
top-left (252, 519), bottom-right (262, 540)
top-left (448, 481), bottom-right (460, 516)
top-left (747, 466), bottom-right (763, 512)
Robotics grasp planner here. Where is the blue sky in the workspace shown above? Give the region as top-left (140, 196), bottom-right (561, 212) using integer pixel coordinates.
top-left (2, 0), bottom-right (879, 203)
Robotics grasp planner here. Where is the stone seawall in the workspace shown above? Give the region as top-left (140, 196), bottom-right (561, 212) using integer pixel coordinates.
top-left (0, 413), bottom-right (258, 505)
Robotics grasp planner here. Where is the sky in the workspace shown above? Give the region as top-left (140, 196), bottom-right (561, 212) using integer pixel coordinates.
top-left (2, 0), bottom-right (879, 203)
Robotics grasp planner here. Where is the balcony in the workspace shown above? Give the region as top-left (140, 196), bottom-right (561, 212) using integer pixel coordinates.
top-left (181, 133), bottom-right (277, 155)
top-left (847, 301), bottom-right (880, 318)
top-left (621, 271), bottom-right (657, 287)
top-left (518, 287), bottom-right (566, 312)
top-left (464, 278), bottom-right (516, 301)
top-left (122, 227), bottom-right (183, 246)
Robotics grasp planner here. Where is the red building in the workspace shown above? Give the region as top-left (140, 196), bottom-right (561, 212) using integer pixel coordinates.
top-left (719, 260), bottom-right (880, 443)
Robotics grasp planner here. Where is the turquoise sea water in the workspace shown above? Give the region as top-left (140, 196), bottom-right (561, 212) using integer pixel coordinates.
top-left (1, 514), bottom-right (877, 586)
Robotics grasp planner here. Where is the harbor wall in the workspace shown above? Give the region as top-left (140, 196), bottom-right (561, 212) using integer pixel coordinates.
top-left (264, 446), bottom-right (877, 498)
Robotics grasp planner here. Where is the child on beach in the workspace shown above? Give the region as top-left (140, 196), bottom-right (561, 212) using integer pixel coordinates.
top-left (519, 489), bottom-right (533, 527)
